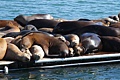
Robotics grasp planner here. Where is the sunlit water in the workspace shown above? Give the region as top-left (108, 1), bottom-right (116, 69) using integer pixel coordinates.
top-left (0, 0), bottom-right (120, 80)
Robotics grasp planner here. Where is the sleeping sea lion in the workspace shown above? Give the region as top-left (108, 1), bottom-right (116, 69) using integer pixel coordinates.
top-left (17, 32), bottom-right (69, 58)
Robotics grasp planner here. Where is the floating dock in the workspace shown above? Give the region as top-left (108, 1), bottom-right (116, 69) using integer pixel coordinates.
top-left (1, 52), bottom-right (120, 73)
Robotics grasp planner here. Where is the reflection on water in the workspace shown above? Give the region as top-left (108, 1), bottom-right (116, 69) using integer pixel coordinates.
top-left (1, 63), bottom-right (120, 80)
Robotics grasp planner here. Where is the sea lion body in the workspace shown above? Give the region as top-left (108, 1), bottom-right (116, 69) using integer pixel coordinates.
top-left (19, 32), bottom-right (69, 57)
top-left (100, 36), bottom-right (120, 52)
top-left (14, 14), bottom-right (54, 27)
top-left (73, 25), bottom-right (120, 37)
top-left (30, 45), bottom-right (45, 60)
top-left (80, 33), bottom-right (102, 54)
top-left (53, 21), bottom-right (96, 35)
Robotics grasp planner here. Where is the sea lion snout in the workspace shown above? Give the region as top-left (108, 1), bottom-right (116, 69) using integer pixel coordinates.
top-left (59, 50), bottom-right (69, 57)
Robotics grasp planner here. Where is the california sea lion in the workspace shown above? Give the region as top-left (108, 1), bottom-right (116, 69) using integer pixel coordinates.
top-left (0, 20), bottom-right (22, 29)
top-left (63, 34), bottom-right (80, 47)
top-left (79, 33), bottom-right (102, 55)
top-left (3, 42), bottom-right (31, 62)
top-left (73, 25), bottom-right (120, 37)
top-left (30, 45), bottom-right (45, 60)
top-left (0, 38), bottom-right (30, 62)
top-left (27, 19), bottom-right (59, 29)
top-left (100, 36), bottom-right (120, 52)
top-left (0, 20), bottom-right (20, 37)
top-left (0, 21), bottom-right (20, 34)
top-left (14, 14), bottom-right (54, 27)
top-left (53, 21), bottom-right (96, 35)
top-left (18, 32), bottom-right (69, 58)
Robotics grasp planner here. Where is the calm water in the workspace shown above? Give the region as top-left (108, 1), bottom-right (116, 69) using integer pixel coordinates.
top-left (0, 0), bottom-right (120, 80)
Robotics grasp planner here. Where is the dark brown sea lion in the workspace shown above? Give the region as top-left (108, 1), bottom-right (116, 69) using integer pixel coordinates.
top-left (53, 21), bottom-right (96, 35)
top-left (73, 25), bottom-right (120, 37)
top-left (27, 19), bottom-right (59, 29)
top-left (100, 36), bottom-right (120, 52)
top-left (18, 32), bottom-right (69, 58)
top-left (14, 14), bottom-right (54, 27)
top-left (79, 33), bottom-right (102, 55)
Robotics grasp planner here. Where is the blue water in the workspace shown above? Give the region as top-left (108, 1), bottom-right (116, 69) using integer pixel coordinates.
top-left (0, 0), bottom-right (120, 80)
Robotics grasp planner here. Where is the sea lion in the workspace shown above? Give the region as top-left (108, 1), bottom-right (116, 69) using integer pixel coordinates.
top-left (14, 14), bottom-right (54, 27)
top-left (30, 45), bottom-right (45, 60)
top-left (100, 36), bottom-right (120, 52)
top-left (53, 21), bottom-right (96, 35)
top-left (0, 21), bottom-right (20, 34)
top-left (79, 33), bottom-right (102, 55)
top-left (0, 20), bottom-right (20, 37)
top-left (0, 20), bottom-right (22, 29)
top-left (63, 34), bottom-right (80, 47)
top-left (73, 25), bottom-right (120, 37)
top-left (0, 38), bottom-right (31, 62)
top-left (27, 19), bottom-right (59, 29)
top-left (3, 42), bottom-right (31, 62)
top-left (18, 32), bottom-right (69, 58)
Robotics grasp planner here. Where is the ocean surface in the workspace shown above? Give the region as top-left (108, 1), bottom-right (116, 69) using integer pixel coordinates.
top-left (0, 0), bottom-right (120, 80)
